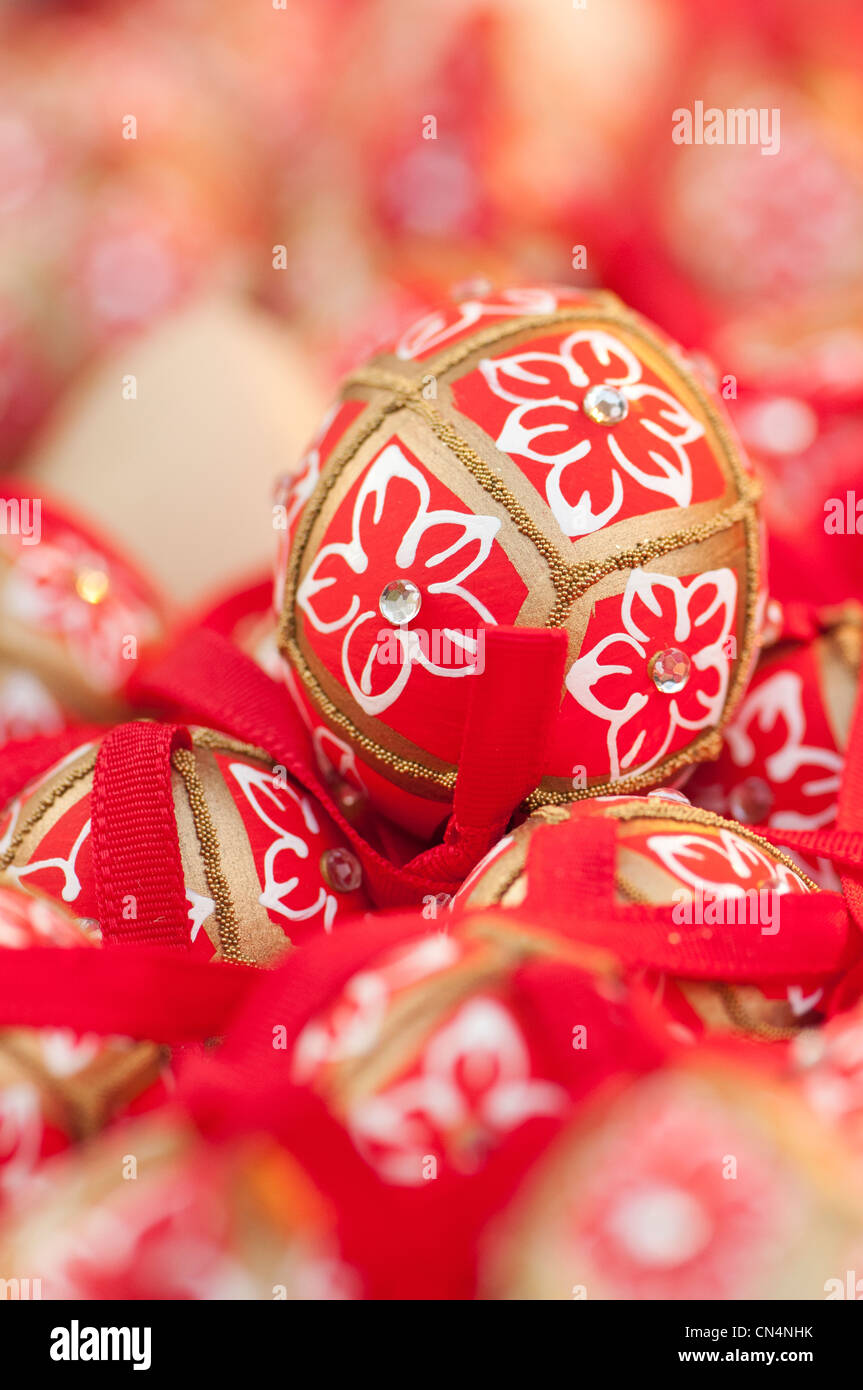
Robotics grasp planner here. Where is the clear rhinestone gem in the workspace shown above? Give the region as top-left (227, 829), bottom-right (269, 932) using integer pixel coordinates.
top-left (729, 776), bottom-right (773, 824)
top-left (582, 384), bottom-right (629, 426)
top-left (320, 847), bottom-right (362, 894)
top-left (75, 568), bottom-right (110, 605)
top-left (649, 648), bottom-right (690, 694)
top-left (379, 579), bottom-right (421, 624)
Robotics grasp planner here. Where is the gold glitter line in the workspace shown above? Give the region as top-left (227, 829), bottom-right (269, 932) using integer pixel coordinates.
top-left (0, 751), bottom-right (98, 873)
top-left (171, 747), bottom-right (255, 966)
top-left (713, 982), bottom-right (806, 1043)
top-left (598, 798), bottom-right (821, 891)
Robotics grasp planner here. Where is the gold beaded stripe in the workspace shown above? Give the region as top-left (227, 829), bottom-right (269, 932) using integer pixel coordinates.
top-left (597, 798), bottom-right (820, 890)
top-left (711, 983), bottom-right (808, 1043)
top-left (325, 944), bottom-right (514, 1105)
top-left (0, 749), bottom-right (98, 875)
top-left (0, 591), bottom-right (131, 727)
top-left (182, 737), bottom-right (288, 967)
top-left (277, 388), bottom-right (460, 792)
top-left (170, 747), bottom-right (254, 967)
top-left (500, 799), bottom-right (818, 894)
top-left (466, 912), bottom-right (622, 977)
top-left (0, 1033), bottom-right (86, 1139)
top-left (601, 799), bottom-right (818, 1041)
top-left (0, 1031), bottom-right (165, 1139)
top-left (370, 293), bottom-right (627, 385)
top-left (0, 730), bottom-right (277, 871)
top-left (828, 603), bottom-right (863, 674)
top-left (432, 303), bottom-right (763, 779)
top-left (524, 731), bottom-right (727, 808)
top-left (358, 301), bottom-right (762, 654)
top-left (614, 872), bottom-right (654, 906)
top-left (817, 609), bottom-right (863, 752)
top-left (279, 297), bottom-right (762, 804)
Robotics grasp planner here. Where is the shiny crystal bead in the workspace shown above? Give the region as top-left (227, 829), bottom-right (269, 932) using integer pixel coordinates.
top-left (582, 384), bottom-right (629, 426)
top-left (75, 568), bottom-right (110, 605)
top-left (729, 776), bottom-right (773, 824)
top-left (320, 847), bottom-right (363, 894)
top-left (649, 648), bottom-right (691, 694)
top-left (379, 579), bottom-right (421, 625)
top-left (76, 917), bottom-right (103, 942)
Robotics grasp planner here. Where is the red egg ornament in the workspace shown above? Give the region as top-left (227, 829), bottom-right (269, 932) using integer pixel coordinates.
top-left (453, 792), bottom-right (828, 1041)
top-left (277, 284), bottom-right (764, 836)
top-left (0, 880), bottom-right (168, 1201)
top-left (478, 1054), bottom-right (863, 1301)
top-left (687, 604), bottom-right (862, 888)
top-left (0, 482), bottom-right (168, 745)
top-left (0, 1112), bottom-right (360, 1300)
top-left (0, 723), bottom-right (369, 965)
top-left (176, 906), bottom-right (667, 1297)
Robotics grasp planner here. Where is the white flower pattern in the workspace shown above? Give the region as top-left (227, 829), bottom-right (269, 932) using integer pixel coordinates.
top-left (344, 997), bottom-right (566, 1186)
top-left (566, 568), bottom-right (738, 781)
top-left (645, 826), bottom-right (809, 897)
top-left (395, 286), bottom-right (559, 360)
top-left (479, 329), bottom-right (705, 537)
top-left (228, 761), bottom-right (342, 932)
top-left (724, 671), bottom-right (844, 831)
top-left (297, 442), bottom-right (501, 716)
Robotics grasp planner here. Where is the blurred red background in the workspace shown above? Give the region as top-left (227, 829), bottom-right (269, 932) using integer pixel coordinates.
top-left (0, 0), bottom-right (861, 604)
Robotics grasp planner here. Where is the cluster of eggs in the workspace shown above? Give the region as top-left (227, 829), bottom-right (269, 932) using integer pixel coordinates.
top-left (2, 281), bottom-right (862, 1302)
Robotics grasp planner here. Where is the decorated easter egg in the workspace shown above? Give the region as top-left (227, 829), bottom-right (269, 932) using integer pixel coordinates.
top-left (0, 724), bottom-right (369, 966)
top-left (453, 792), bottom-right (826, 1040)
top-left (277, 283), bottom-right (763, 836)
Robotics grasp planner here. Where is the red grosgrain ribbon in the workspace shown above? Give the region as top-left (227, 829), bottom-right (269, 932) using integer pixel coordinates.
top-left (0, 947), bottom-right (255, 1043)
top-left (188, 915), bottom-right (421, 1088)
top-left (406, 627), bottom-right (568, 887)
top-left (453, 627), bottom-right (567, 833)
top-left (131, 626), bottom-right (324, 800)
top-left (92, 721), bottom-right (193, 950)
top-left (131, 627), bottom-right (423, 905)
top-left (132, 625), bottom-right (568, 906)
